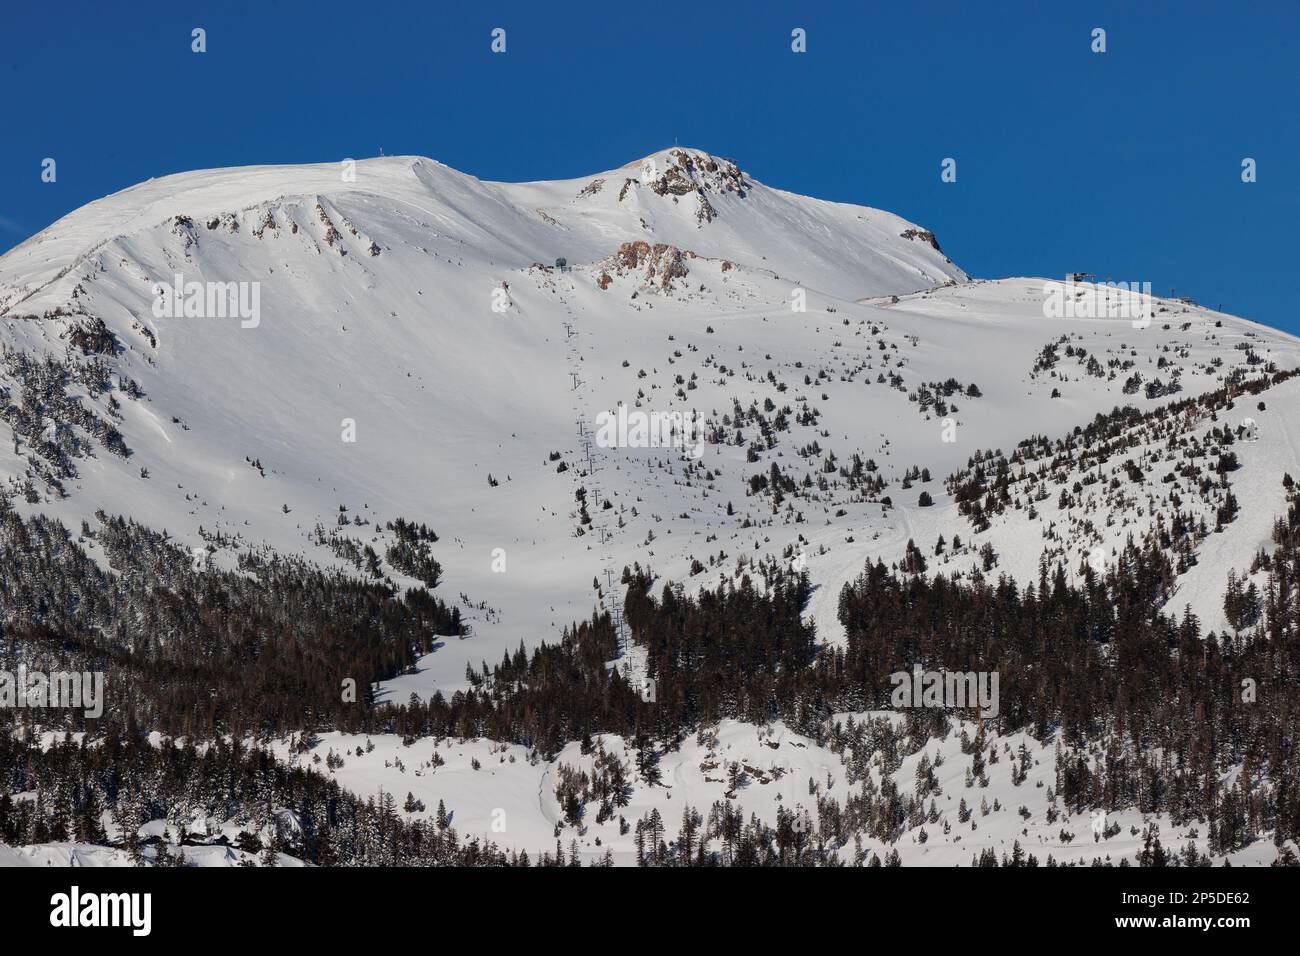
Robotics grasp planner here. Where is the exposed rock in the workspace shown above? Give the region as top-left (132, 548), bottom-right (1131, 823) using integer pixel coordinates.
top-left (646, 149), bottom-right (748, 200)
top-left (900, 228), bottom-right (943, 254)
top-left (203, 213), bottom-right (240, 233)
top-left (612, 240), bottom-right (691, 291)
top-left (641, 150), bottom-right (746, 226)
top-left (170, 215), bottom-right (198, 250)
top-left (316, 203), bottom-right (343, 251)
top-left (696, 191), bottom-right (718, 225)
top-left (252, 211), bottom-right (279, 239)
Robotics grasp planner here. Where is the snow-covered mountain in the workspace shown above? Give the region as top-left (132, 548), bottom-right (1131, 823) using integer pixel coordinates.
top-left (4, 147), bottom-right (1299, 866)
top-left (2, 147), bottom-right (1295, 677)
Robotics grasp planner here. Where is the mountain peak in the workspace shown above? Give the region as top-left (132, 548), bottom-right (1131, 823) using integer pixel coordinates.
top-left (618, 147), bottom-right (748, 197)
top-left (1, 149), bottom-right (965, 314)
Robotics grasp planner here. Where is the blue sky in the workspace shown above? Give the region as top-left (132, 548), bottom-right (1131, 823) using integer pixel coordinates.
top-left (2, 1), bottom-right (1296, 331)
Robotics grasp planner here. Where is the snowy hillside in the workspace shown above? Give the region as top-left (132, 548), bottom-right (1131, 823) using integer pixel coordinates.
top-left (0, 149), bottom-right (967, 678)
top-left (2, 150), bottom-right (1296, 690)
top-left (253, 716), bottom-right (1278, 867)
top-left (3, 148), bottom-right (1300, 867)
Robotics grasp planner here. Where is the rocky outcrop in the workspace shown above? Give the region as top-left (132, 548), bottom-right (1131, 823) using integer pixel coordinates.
top-left (252, 212), bottom-right (279, 239)
top-left (900, 228), bottom-right (943, 254)
top-left (315, 203), bottom-right (343, 251)
top-left (204, 213), bottom-right (240, 233)
top-left (646, 149), bottom-right (748, 200)
top-left (610, 240), bottom-right (692, 292)
top-left (170, 215), bottom-right (198, 250)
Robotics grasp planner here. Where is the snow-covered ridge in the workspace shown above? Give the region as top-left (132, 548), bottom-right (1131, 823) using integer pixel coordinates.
top-left (0, 147), bottom-right (963, 314)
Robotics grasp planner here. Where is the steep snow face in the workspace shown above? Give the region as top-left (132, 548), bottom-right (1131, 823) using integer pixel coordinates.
top-left (1, 150), bottom-right (1298, 703)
